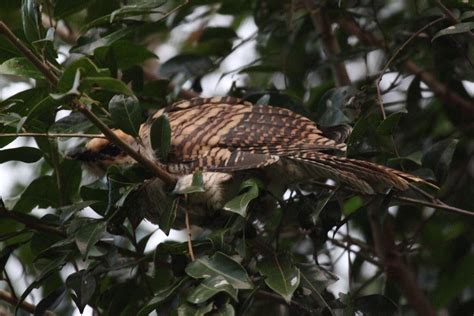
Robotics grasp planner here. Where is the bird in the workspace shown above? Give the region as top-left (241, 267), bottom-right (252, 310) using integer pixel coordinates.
top-left (70, 96), bottom-right (435, 210)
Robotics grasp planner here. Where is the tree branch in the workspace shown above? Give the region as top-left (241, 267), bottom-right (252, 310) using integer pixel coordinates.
top-left (0, 20), bottom-right (177, 187)
top-left (0, 21), bottom-right (59, 86)
top-left (339, 16), bottom-right (474, 118)
top-left (0, 132), bottom-right (106, 138)
top-left (367, 197), bottom-right (436, 316)
top-left (303, 0), bottom-right (351, 86)
top-left (0, 289), bottom-right (55, 315)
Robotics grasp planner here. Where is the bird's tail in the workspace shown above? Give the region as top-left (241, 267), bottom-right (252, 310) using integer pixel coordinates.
top-left (290, 153), bottom-right (438, 194)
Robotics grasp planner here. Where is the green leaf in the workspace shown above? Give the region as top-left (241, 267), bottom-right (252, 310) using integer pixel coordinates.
top-left (298, 263), bottom-right (338, 308)
top-left (433, 22), bottom-right (474, 41)
top-left (49, 112), bottom-right (94, 134)
top-left (54, 0), bottom-right (93, 18)
top-left (0, 147), bottom-right (43, 163)
top-left (83, 1), bottom-right (166, 30)
top-left (353, 294), bottom-right (399, 316)
top-left (187, 275), bottom-right (238, 304)
top-left (35, 286), bottom-right (67, 316)
top-left (108, 95), bottom-right (142, 136)
top-left (376, 112), bottom-right (405, 136)
top-left (223, 178), bottom-right (260, 217)
top-left (50, 69), bottom-right (81, 100)
top-left (66, 270), bottom-right (97, 313)
top-left (58, 201), bottom-right (96, 224)
top-left (158, 198), bottom-right (178, 235)
top-left (95, 40), bottom-right (157, 69)
top-left (0, 57), bottom-right (42, 79)
top-left (172, 171), bottom-right (206, 194)
top-left (150, 114), bottom-right (171, 161)
top-left (422, 139), bottom-right (459, 181)
top-left (71, 26), bottom-right (138, 54)
top-left (343, 196), bottom-right (364, 216)
top-left (257, 254), bottom-right (300, 303)
top-left (160, 54), bottom-right (214, 78)
top-left (13, 176), bottom-right (59, 212)
top-left (431, 254), bottom-right (474, 307)
top-left (74, 220), bottom-right (107, 259)
top-left (137, 277), bottom-right (189, 316)
top-left (21, 0), bottom-right (42, 43)
top-left (82, 76), bottom-right (134, 96)
top-left (185, 252), bottom-right (253, 289)
top-left (57, 57), bottom-right (109, 92)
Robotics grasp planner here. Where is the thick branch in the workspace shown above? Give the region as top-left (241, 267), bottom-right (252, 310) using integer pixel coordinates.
top-left (303, 1), bottom-right (351, 86)
top-left (367, 198), bottom-right (436, 316)
top-left (339, 16), bottom-right (474, 118)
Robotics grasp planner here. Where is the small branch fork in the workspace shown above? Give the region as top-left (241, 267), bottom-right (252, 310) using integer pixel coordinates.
top-left (0, 20), bottom-right (177, 188)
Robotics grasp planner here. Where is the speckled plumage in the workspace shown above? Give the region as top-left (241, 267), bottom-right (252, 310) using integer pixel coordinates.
top-left (74, 96), bottom-right (434, 209)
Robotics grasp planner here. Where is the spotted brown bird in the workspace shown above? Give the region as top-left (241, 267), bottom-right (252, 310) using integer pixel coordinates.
top-left (72, 96), bottom-right (434, 209)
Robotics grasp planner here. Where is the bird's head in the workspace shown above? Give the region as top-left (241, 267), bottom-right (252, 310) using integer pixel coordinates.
top-left (67, 130), bottom-right (137, 176)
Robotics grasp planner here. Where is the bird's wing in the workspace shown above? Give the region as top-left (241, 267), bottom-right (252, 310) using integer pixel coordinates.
top-left (154, 97), bottom-right (345, 173)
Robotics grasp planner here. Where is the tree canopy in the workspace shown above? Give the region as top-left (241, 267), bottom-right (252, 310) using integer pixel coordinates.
top-left (0, 0), bottom-right (473, 315)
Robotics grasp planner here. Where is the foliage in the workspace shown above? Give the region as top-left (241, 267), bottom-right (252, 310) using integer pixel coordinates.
top-left (0, 0), bottom-right (473, 315)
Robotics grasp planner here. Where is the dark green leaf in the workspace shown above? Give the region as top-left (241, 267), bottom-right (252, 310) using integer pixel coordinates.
top-left (95, 40), bottom-right (157, 69)
top-left (187, 275), bottom-right (238, 304)
top-left (108, 95), bottom-right (142, 136)
top-left (257, 254), bottom-right (300, 303)
top-left (13, 176), bottom-right (59, 212)
top-left (185, 252), bottom-right (253, 289)
top-left (150, 114), bottom-right (171, 160)
top-left (299, 263), bottom-right (338, 308)
top-left (0, 57), bottom-right (42, 79)
top-left (71, 26), bottom-right (138, 54)
top-left (433, 22), bottom-right (474, 41)
top-left (21, 0), bottom-right (42, 43)
top-left (82, 76), bottom-right (134, 96)
top-left (158, 198), bottom-right (178, 235)
top-left (34, 286), bottom-right (66, 316)
top-left (422, 139), bottom-right (459, 181)
top-left (74, 220), bottom-right (107, 259)
top-left (172, 171), bottom-right (206, 194)
top-left (160, 54), bottom-right (214, 78)
top-left (66, 270), bottom-right (97, 313)
top-left (223, 178), bottom-right (260, 217)
top-left (57, 57), bottom-right (109, 92)
top-left (137, 277), bottom-right (189, 316)
top-left (376, 112), bottom-right (405, 136)
top-left (177, 303), bottom-right (213, 316)
top-left (0, 147), bottom-right (43, 163)
top-left (54, 0), bottom-right (93, 18)
top-left (49, 112), bottom-right (94, 134)
top-left (354, 294), bottom-right (399, 316)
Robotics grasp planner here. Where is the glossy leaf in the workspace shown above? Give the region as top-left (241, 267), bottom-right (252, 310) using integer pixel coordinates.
top-left (150, 114), bottom-right (171, 161)
top-left (433, 22), bottom-right (474, 41)
top-left (187, 275), bottom-right (238, 304)
top-left (185, 252), bottom-right (253, 289)
top-left (0, 57), bottom-right (42, 79)
top-left (223, 178), bottom-right (261, 217)
top-left (257, 254), bottom-right (300, 303)
top-left (172, 171), bottom-right (206, 194)
top-left (74, 220), bottom-right (107, 259)
top-left (376, 112), bottom-right (405, 136)
top-left (81, 76), bottom-right (133, 96)
top-left (137, 277), bottom-right (189, 316)
top-left (21, 0), bottom-right (42, 43)
top-left (66, 270), bottom-right (97, 313)
top-left (108, 95), bottom-right (142, 136)
top-left (422, 139), bottom-right (459, 181)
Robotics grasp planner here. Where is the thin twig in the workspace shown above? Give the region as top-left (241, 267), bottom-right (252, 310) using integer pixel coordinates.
top-left (0, 132), bottom-right (106, 138)
top-left (339, 15), bottom-right (474, 118)
top-left (310, 180), bottom-right (473, 216)
top-left (376, 16), bottom-right (446, 119)
top-left (184, 196), bottom-right (195, 261)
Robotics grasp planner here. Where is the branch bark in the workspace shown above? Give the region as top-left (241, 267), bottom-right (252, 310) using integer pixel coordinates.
top-left (303, 0), bottom-right (351, 86)
top-left (339, 16), bottom-right (474, 119)
top-left (367, 197), bottom-right (436, 316)
top-left (0, 289), bottom-right (55, 316)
